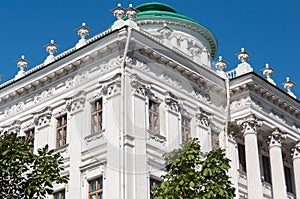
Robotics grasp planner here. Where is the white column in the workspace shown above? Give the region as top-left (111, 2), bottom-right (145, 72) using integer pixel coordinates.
top-left (227, 132), bottom-right (239, 198)
top-left (238, 115), bottom-right (263, 199)
top-left (268, 129), bottom-right (287, 199)
top-left (292, 142), bottom-right (300, 199)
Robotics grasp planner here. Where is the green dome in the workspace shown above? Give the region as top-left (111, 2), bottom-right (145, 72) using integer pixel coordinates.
top-left (135, 2), bottom-right (199, 25)
top-left (134, 2), bottom-right (218, 59)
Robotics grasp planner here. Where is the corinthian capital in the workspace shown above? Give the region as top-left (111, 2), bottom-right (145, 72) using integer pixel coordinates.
top-left (268, 128), bottom-right (285, 147)
top-left (292, 142), bottom-right (300, 160)
top-left (237, 115), bottom-right (262, 135)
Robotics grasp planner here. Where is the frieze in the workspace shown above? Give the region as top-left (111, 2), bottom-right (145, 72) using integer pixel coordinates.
top-left (230, 97), bottom-right (262, 111)
top-left (34, 87), bottom-right (56, 103)
top-left (192, 87), bottom-right (210, 103)
top-left (65, 71), bottom-right (88, 89)
top-left (4, 102), bottom-right (25, 117)
top-left (160, 73), bottom-right (181, 88)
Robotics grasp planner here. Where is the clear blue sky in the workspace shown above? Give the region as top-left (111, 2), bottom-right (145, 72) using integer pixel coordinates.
top-left (0, 0), bottom-right (299, 97)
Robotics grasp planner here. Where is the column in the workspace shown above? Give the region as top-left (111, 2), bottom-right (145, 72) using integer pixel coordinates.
top-left (237, 115), bottom-right (263, 199)
top-left (268, 129), bottom-right (287, 199)
top-left (227, 131), bottom-right (240, 198)
top-left (292, 142), bottom-right (300, 199)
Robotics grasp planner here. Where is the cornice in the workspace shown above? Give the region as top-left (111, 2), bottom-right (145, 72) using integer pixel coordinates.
top-left (138, 45), bottom-right (224, 95)
top-left (230, 72), bottom-right (300, 119)
top-left (0, 27), bottom-right (116, 90)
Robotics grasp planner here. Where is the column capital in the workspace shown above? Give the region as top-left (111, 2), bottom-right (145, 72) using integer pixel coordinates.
top-left (268, 128), bottom-right (285, 148)
top-left (292, 141), bottom-right (300, 160)
top-left (237, 114), bottom-right (262, 135)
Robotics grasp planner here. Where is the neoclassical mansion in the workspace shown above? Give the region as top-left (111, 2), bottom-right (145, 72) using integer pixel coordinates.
top-left (0, 3), bottom-right (299, 199)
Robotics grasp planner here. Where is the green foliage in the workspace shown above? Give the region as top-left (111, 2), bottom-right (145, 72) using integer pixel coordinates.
top-left (0, 132), bottom-right (68, 199)
top-left (152, 138), bottom-right (235, 199)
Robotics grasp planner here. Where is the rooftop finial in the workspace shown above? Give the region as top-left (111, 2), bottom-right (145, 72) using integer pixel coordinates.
top-left (283, 76), bottom-right (296, 99)
top-left (261, 63), bottom-right (276, 85)
top-left (15, 55), bottom-right (30, 80)
top-left (126, 4), bottom-right (138, 20)
top-left (111, 3), bottom-right (126, 20)
top-left (44, 40), bottom-right (60, 64)
top-left (215, 55), bottom-right (228, 78)
top-left (75, 22), bottom-right (92, 49)
top-left (236, 47), bottom-right (250, 63)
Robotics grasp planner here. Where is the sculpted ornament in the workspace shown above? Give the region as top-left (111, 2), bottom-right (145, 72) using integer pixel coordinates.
top-left (65, 91), bottom-right (86, 114)
top-left (195, 107), bottom-right (211, 127)
top-left (65, 72), bottom-right (88, 89)
top-left (230, 97), bottom-right (262, 111)
top-left (4, 102), bottom-right (25, 117)
top-left (34, 87), bottom-right (56, 103)
top-left (269, 110), bottom-right (286, 124)
top-left (192, 87), bottom-right (210, 104)
top-left (268, 128), bottom-right (285, 147)
top-left (129, 74), bottom-right (150, 97)
top-left (292, 142), bottom-right (300, 159)
top-left (237, 115), bottom-right (262, 135)
top-left (160, 73), bottom-right (181, 88)
top-left (33, 106), bottom-right (53, 128)
top-left (99, 73), bottom-right (121, 98)
top-left (164, 92), bottom-right (179, 112)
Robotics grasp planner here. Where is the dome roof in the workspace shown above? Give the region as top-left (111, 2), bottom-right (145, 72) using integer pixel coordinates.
top-left (135, 2), bottom-right (199, 25)
top-left (134, 2), bottom-right (218, 59)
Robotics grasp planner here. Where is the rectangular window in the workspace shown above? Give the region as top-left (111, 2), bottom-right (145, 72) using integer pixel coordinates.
top-left (25, 128), bottom-right (35, 153)
top-left (56, 114), bottom-right (67, 148)
top-left (149, 100), bottom-right (160, 134)
top-left (91, 99), bottom-right (103, 134)
top-left (181, 116), bottom-right (191, 143)
top-left (284, 166), bottom-right (293, 193)
top-left (262, 155), bottom-right (272, 184)
top-left (238, 143), bottom-right (246, 173)
top-left (150, 177), bottom-right (161, 198)
top-left (88, 177), bottom-right (103, 199)
top-left (53, 189), bottom-right (65, 199)
top-left (211, 131), bottom-right (219, 151)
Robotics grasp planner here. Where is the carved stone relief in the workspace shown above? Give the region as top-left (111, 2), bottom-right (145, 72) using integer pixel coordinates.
top-left (33, 106), bottom-right (53, 129)
top-left (160, 73), bottom-right (181, 88)
top-left (195, 107), bottom-right (211, 127)
top-left (164, 92), bottom-right (179, 113)
top-left (230, 97), bottom-right (262, 111)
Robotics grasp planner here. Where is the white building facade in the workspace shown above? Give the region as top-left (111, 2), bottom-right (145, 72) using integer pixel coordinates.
top-left (0, 3), bottom-right (300, 199)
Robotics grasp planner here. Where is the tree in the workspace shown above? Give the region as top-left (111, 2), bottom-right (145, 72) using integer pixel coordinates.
top-left (0, 132), bottom-right (68, 199)
top-left (152, 138), bottom-right (235, 199)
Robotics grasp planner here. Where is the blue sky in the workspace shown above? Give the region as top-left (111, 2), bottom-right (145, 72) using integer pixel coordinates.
top-left (0, 0), bottom-right (299, 97)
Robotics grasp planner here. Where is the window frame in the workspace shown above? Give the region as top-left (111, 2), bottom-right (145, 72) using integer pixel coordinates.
top-left (53, 189), bottom-right (65, 199)
top-left (88, 177), bottom-right (103, 199)
top-left (91, 98), bottom-right (103, 134)
top-left (284, 165), bottom-right (294, 193)
top-left (149, 176), bottom-right (162, 198)
top-left (149, 99), bottom-right (160, 134)
top-left (181, 116), bottom-right (191, 143)
top-left (211, 131), bottom-right (220, 151)
top-left (24, 128), bottom-right (35, 153)
top-left (238, 143), bottom-right (247, 173)
top-left (262, 155), bottom-right (272, 184)
top-left (56, 114), bottom-right (67, 148)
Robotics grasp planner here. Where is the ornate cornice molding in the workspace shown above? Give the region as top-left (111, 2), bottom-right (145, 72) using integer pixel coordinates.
top-left (230, 81), bottom-right (300, 119)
